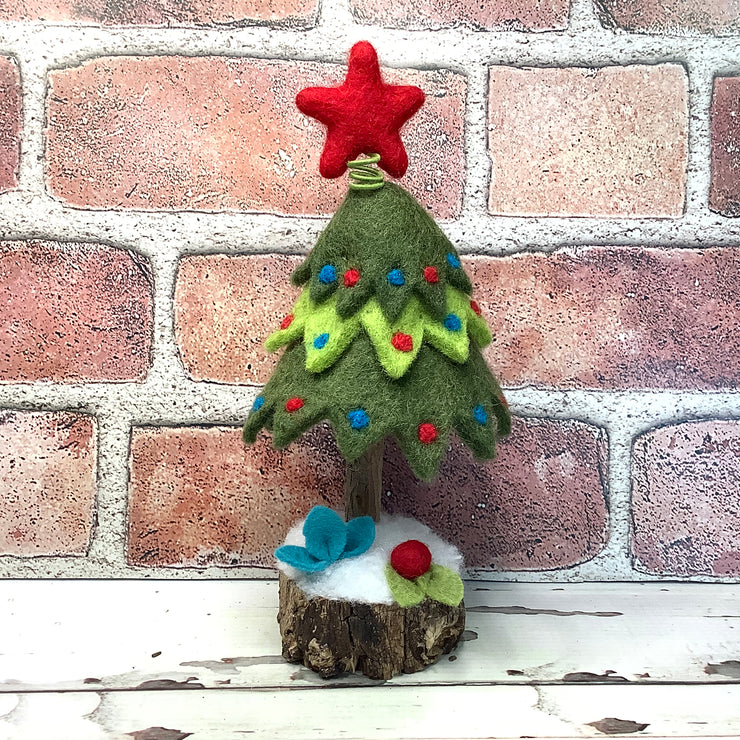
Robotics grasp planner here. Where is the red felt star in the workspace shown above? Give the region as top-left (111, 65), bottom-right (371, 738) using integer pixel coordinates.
top-left (296, 41), bottom-right (425, 179)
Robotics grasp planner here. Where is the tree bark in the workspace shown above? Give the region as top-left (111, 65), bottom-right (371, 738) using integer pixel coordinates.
top-left (278, 572), bottom-right (466, 680)
top-left (343, 441), bottom-right (384, 521)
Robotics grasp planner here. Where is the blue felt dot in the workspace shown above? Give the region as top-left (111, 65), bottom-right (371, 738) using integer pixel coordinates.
top-left (473, 404), bottom-right (488, 425)
top-left (387, 269), bottom-right (405, 286)
top-left (347, 409), bottom-right (370, 430)
top-left (318, 265), bottom-right (337, 284)
top-left (444, 313), bottom-right (462, 332)
top-left (252, 396), bottom-right (265, 412)
top-left (446, 253), bottom-right (461, 269)
top-left (313, 332), bottom-right (329, 349)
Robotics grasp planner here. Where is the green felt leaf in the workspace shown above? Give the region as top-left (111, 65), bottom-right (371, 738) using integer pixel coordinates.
top-left (414, 269), bottom-right (447, 321)
top-left (242, 402), bottom-right (273, 444)
top-left (416, 564), bottom-right (465, 607)
top-left (385, 564), bottom-right (426, 607)
top-left (491, 392), bottom-right (511, 437)
top-left (264, 289), bottom-right (310, 352)
top-left (271, 392), bottom-right (327, 448)
top-left (309, 274), bottom-right (339, 305)
top-left (335, 276), bottom-right (374, 319)
top-left (291, 258), bottom-right (312, 287)
top-left (423, 287), bottom-right (470, 364)
top-left (359, 298), bottom-right (425, 380)
top-left (467, 310), bottom-right (492, 349)
top-left (373, 268), bottom-right (414, 324)
top-left (446, 256), bottom-right (472, 295)
top-left (304, 293), bottom-right (362, 373)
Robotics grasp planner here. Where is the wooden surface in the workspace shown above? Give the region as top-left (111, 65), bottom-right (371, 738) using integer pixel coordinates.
top-left (0, 580), bottom-right (738, 739)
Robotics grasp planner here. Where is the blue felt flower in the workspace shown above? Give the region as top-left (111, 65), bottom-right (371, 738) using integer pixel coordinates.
top-left (275, 505), bottom-right (375, 573)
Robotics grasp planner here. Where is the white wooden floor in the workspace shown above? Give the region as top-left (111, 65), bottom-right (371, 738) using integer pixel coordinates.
top-left (0, 580), bottom-right (738, 739)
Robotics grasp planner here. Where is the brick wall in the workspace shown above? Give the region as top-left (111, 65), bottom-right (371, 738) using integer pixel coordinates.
top-left (0, 0), bottom-right (739, 581)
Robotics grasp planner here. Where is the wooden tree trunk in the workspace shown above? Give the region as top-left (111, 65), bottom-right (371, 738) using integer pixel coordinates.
top-left (343, 441), bottom-right (384, 521)
top-left (278, 573), bottom-right (465, 680)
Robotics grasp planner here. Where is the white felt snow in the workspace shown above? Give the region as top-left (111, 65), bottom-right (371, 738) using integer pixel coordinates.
top-left (277, 513), bottom-right (464, 605)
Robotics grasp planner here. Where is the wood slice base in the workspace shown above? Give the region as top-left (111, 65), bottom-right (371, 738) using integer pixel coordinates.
top-left (277, 572), bottom-right (466, 680)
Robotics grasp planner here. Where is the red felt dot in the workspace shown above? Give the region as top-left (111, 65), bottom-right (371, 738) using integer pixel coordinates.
top-left (391, 332), bottom-right (413, 352)
top-left (423, 266), bottom-right (439, 284)
top-left (285, 397), bottom-right (304, 413)
top-left (280, 314), bottom-right (294, 330)
top-left (343, 268), bottom-right (360, 287)
top-left (391, 540), bottom-right (432, 580)
top-left (470, 300), bottom-right (482, 316)
top-left (418, 422), bottom-right (437, 444)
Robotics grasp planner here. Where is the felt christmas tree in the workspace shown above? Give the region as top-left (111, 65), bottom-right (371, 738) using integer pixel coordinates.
top-left (244, 41), bottom-right (510, 521)
top-left (242, 41), bottom-right (510, 679)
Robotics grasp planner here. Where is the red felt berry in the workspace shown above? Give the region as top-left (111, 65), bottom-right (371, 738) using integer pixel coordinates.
top-left (470, 299), bottom-right (482, 316)
top-left (285, 397), bottom-right (304, 413)
top-left (391, 332), bottom-right (413, 352)
top-left (391, 540), bottom-right (432, 580)
top-left (418, 422), bottom-right (437, 444)
top-left (280, 314), bottom-right (294, 330)
top-left (423, 266), bottom-right (439, 284)
top-left (343, 268), bottom-right (360, 287)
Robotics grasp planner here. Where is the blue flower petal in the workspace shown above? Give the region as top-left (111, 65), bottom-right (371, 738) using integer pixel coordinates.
top-left (274, 545), bottom-right (331, 572)
top-left (302, 505), bottom-right (347, 562)
top-left (341, 516), bottom-right (376, 560)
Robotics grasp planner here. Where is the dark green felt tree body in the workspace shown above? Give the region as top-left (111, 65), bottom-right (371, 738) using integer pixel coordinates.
top-left (243, 182), bottom-right (510, 482)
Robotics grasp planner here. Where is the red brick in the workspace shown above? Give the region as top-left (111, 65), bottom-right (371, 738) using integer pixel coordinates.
top-left (0, 0), bottom-right (317, 24)
top-left (128, 425), bottom-right (344, 567)
top-left (0, 241), bottom-right (153, 382)
top-left (632, 421), bottom-right (740, 576)
top-left (351, 0), bottom-right (568, 31)
top-left (467, 247), bottom-right (740, 390)
top-left (488, 65), bottom-right (687, 217)
top-left (175, 255), bottom-right (301, 384)
top-left (384, 419), bottom-right (609, 571)
top-left (597, 0), bottom-right (740, 34)
top-left (130, 419), bottom-right (607, 571)
top-left (0, 57), bottom-right (21, 193)
top-left (46, 57), bottom-right (464, 219)
top-left (710, 77), bottom-right (740, 216)
top-left (0, 411), bottom-right (96, 556)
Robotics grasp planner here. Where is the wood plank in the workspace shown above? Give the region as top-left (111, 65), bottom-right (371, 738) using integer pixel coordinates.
top-left (1, 685), bottom-right (739, 739)
top-left (0, 580), bottom-right (738, 691)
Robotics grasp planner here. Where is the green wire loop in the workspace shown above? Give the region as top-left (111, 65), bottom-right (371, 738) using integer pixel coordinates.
top-left (347, 154), bottom-right (385, 191)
